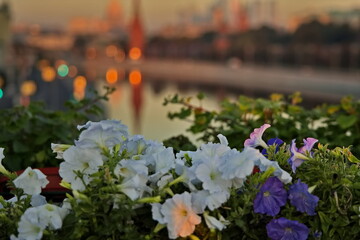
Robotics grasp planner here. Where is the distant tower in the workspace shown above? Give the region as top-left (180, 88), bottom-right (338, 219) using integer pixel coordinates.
top-left (106, 0), bottom-right (124, 30)
top-left (129, 0), bottom-right (144, 52)
top-left (0, 0), bottom-right (11, 70)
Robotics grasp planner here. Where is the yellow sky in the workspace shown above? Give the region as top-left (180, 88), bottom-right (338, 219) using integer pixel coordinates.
top-left (9, 0), bottom-right (360, 32)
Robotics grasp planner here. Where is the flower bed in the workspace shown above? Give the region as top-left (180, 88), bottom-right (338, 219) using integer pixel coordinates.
top-left (1, 120), bottom-right (360, 240)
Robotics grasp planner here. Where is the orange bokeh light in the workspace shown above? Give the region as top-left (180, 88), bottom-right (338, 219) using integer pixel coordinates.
top-left (129, 70), bottom-right (142, 85)
top-left (129, 47), bottom-right (142, 60)
top-left (20, 80), bottom-right (37, 96)
top-left (73, 76), bottom-right (87, 91)
top-left (42, 66), bottom-right (56, 82)
top-left (106, 68), bottom-right (118, 84)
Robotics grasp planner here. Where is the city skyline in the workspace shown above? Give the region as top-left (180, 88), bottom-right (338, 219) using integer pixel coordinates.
top-left (8, 0), bottom-right (360, 33)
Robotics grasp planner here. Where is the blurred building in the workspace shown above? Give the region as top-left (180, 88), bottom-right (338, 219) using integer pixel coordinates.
top-left (245, 0), bottom-right (277, 29)
top-left (328, 9), bottom-right (360, 28)
top-left (68, 0), bottom-right (127, 39)
top-left (0, 0), bottom-right (11, 69)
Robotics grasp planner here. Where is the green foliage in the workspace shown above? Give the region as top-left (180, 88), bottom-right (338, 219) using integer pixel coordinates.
top-left (0, 86), bottom-right (115, 171)
top-left (163, 93), bottom-right (360, 157)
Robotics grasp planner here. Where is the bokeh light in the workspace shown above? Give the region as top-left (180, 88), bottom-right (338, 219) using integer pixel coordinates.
top-left (37, 59), bottom-right (50, 70)
top-left (20, 80), bottom-right (37, 96)
top-left (105, 45), bottom-right (118, 58)
top-left (57, 64), bottom-right (69, 77)
top-left (115, 49), bottom-right (125, 62)
top-left (73, 76), bottom-right (87, 90)
top-left (129, 70), bottom-right (142, 85)
top-left (86, 47), bottom-right (97, 60)
top-left (54, 59), bottom-right (67, 69)
top-left (129, 47), bottom-right (142, 60)
top-left (41, 66), bottom-right (56, 82)
top-left (68, 65), bottom-right (78, 78)
top-left (0, 89), bottom-right (3, 99)
top-left (106, 68), bottom-right (118, 84)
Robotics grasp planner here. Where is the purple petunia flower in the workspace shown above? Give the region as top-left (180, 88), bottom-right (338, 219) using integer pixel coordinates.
top-left (261, 138), bottom-right (284, 155)
top-left (288, 180), bottom-right (319, 216)
top-left (288, 138), bottom-right (318, 173)
top-left (244, 124), bottom-right (271, 149)
top-left (253, 177), bottom-right (287, 216)
top-left (266, 217), bottom-right (309, 240)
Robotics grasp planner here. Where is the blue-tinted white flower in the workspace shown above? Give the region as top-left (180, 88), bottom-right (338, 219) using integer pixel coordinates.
top-left (50, 143), bottom-right (71, 159)
top-left (59, 146), bottom-right (103, 191)
top-left (119, 174), bottom-right (150, 200)
top-left (219, 148), bottom-right (255, 181)
top-left (13, 216), bottom-right (44, 240)
top-left (114, 159), bottom-right (148, 179)
top-left (253, 149), bottom-right (292, 184)
top-left (76, 120), bottom-right (128, 149)
top-left (120, 135), bottom-right (148, 157)
top-left (151, 203), bottom-right (166, 224)
top-left (13, 167), bottom-right (49, 195)
top-left (195, 161), bottom-right (232, 193)
top-left (191, 190), bottom-right (230, 213)
top-left (13, 204), bottom-right (68, 240)
top-left (149, 147), bottom-right (175, 181)
top-left (160, 192), bottom-right (201, 239)
top-left (30, 195), bottom-right (47, 207)
top-left (203, 211), bottom-right (227, 231)
top-left (157, 174), bottom-right (173, 189)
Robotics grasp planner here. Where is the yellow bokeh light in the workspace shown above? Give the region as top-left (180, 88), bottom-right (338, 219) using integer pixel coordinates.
top-left (105, 45), bottom-right (118, 58)
top-left (20, 80), bottom-right (37, 96)
top-left (129, 70), bottom-right (142, 85)
top-left (68, 65), bottom-right (78, 78)
top-left (73, 76), bottom-right (87, 91)
top-left (129, 47), bottom-right (142, 60)
top-left (42, 66), bottom-right (56, 82)
top-left (106, 68), bottom-right (118, 84)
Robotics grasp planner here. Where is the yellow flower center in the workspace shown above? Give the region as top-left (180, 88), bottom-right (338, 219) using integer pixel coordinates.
top-left (263, 191), bottom-right (270, 197)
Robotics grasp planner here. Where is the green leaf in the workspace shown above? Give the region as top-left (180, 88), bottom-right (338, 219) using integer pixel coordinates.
top-left (336, 115), bottom-right (357, 129)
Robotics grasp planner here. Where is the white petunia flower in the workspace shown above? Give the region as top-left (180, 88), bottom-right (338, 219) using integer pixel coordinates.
top-left (13, 204), bottom-right (68, 240)
top-left (13, 167), bottom-right (49, 195)
top-left (114, 159), bottom-right (148, 179)
top-left (253, 149), bottom-right (292, 184)
top-left (203, 211), bottom-right (227, 231)
top-left (160, 192), bottom-right (201, 239)
top-left (50, 144), bottom-right (71, 159)
top-left (59, 146), bottom-right (103, 191)
top-left (75, 120), bottom-right (128, 150)
top-left (119, 174), bottom-right (150, 200)
top-left (191, 190), bottom-right (230, 213)
top-left (219, 148), bottom-right (256, 180)
top-left (195, 161), bottom-right (232, 193)
top-left (148, 147), bottom-right (176, 182)
top-left (151, 203), bottom-right (166, 224)
top-left (30, 195), bottom-right (47, 207)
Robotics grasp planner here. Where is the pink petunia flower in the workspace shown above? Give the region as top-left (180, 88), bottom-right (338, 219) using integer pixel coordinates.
top-left (244, 124), bottom-right (271, 149)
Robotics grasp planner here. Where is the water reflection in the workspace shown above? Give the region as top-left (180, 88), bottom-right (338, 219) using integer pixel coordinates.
top-left (100, 76), bottom-right (221, 142)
